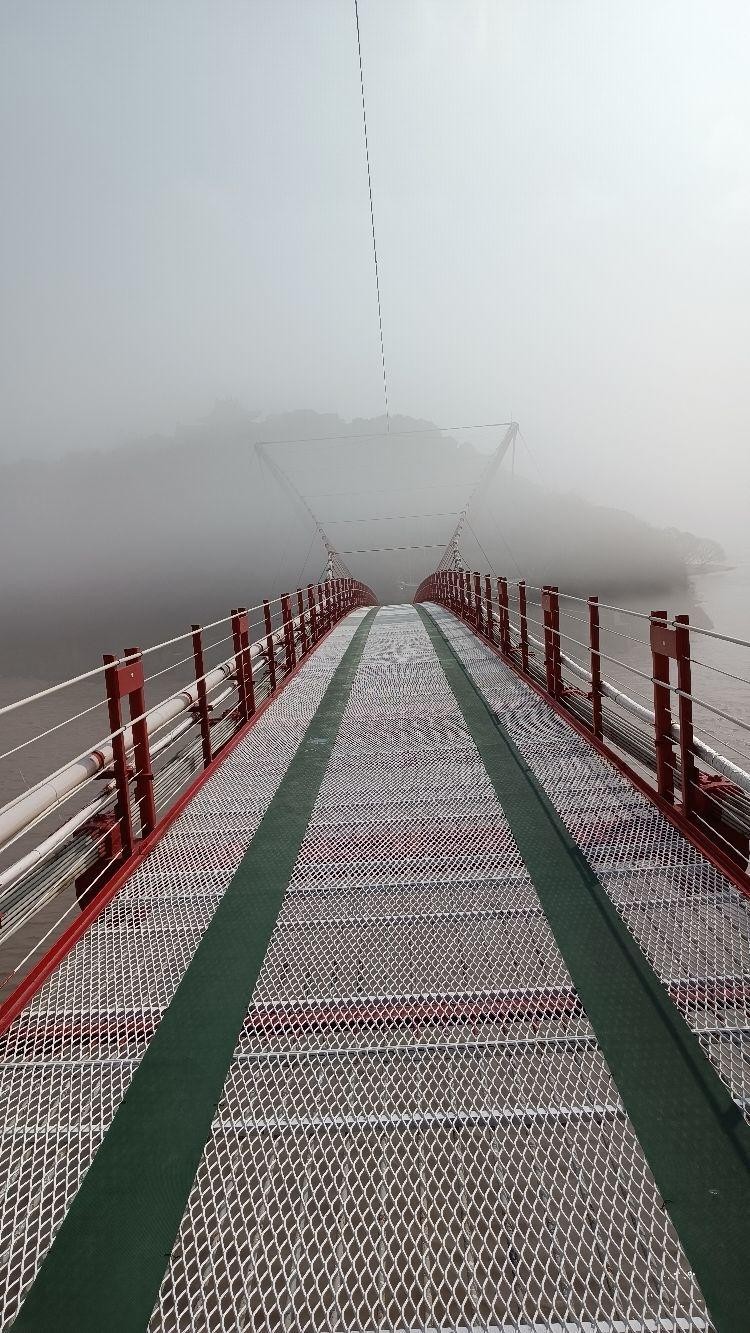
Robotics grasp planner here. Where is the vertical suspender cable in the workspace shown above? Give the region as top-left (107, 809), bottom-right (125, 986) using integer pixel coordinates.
top-left (354, 0), bottom-right (390, 432)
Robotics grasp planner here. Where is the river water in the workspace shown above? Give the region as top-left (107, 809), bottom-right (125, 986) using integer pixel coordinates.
top-left (571, 562), bottom-right (750, 772)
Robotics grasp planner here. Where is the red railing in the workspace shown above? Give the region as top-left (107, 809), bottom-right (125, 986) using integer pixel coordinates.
top-left (0, 577), bottom-right (376, 1017)
top-left (416, 568), bottom-right (750, 894)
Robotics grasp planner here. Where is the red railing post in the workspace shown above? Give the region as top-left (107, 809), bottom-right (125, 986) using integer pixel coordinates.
top-left (550, 587), bottom-right (563, 697)
top-left (497, 578), bottom-right (511, 654)
top-left (588, 597), bottom-right (603, 741)
top-left (263, 600), bottom-right (277, 693)
top-left (104, 654), bottom-right (136, 859)
top-left (541, 587), bottom-right (556, 696)
top-left (318, 583), bottom-right (327, 633)
top-left (297, 589), bottom-right (308, 656)
top-left (238, 608), bottom-right (255, 716)
top-left (307, 584), bottom-right (317, 643)
top-left (675, 614), bottom-right (697, 817)
top-left (281, 594), bottom-right (295, 671)
top-left (122, 648), bottom-right (157, 839)
top-left (650, 610), bottom-right (676, 804)
top-left (464, 570), bottom-right (472, 620)
top-left (191, 625), bottom-right (212, 768)
top-left (518, 581), bottom-right (529, 674)
top-left (484, 575), bottom-right (494, 642)
top-left (231, 610), bottom-right (251, 723)
top-left (473, 572), bottom-right (483, 634)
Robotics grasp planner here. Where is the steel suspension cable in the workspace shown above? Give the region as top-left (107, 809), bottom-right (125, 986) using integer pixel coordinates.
top-left (463, 520), bottom-right (497, 578)
top-left (354, 0), bottom-right (390, 430)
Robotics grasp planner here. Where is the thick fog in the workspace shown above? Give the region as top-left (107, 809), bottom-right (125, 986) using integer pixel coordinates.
top-left (1, 1), bottom-right (749, 674)
top-left (0, 403), bottom-right (725, 677)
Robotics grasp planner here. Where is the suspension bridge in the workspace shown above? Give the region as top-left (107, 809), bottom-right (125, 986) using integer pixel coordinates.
top-left (0, 463), bottom-right (749, 1332)
top-left (3, 0), bottom-right (748, 1321)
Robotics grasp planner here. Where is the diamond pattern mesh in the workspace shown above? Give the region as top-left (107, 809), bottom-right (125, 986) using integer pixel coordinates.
top-left (430, 603), bottom-right (750, 1128)
top-left (0, 613), bottom-right (367, 1329)
top-left (151, 608), bottom-right (709, 1332)
top-left (0, 606), bottom-right (719, 1330)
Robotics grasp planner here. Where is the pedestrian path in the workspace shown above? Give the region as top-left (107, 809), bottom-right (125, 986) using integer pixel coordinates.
top-left (3, 604), bottom-right (749, 1331)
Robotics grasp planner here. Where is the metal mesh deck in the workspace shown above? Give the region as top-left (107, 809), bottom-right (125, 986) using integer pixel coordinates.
top-left (430, 603), bottom-right (750, 1128)
top-left (150, 607), bottom-right (708, 1331)
top-left (0, 613), bottom-right (368, 1329)
top-left (1, 605), bottom-right (730, 1329)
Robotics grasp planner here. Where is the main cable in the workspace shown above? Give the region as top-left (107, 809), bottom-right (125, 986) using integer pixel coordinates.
top-left (354, 0), bottom-right (390, 431)
top-left (260, 420), bottom-right (513, 448)
top-left (465, 519), bottom-right (498, 577)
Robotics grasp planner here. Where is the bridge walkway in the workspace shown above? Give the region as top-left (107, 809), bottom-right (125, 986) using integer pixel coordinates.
top-left (1, 604), bottom-right (749, 1331)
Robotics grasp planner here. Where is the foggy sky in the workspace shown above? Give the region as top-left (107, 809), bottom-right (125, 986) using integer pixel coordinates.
top-left (2, 1), bottom-right (749, 550)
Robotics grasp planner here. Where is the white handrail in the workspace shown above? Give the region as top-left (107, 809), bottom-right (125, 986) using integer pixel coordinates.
top-left (486, 604), bottom-right (750, 798)
top-left (0, 611), bottom-right (309, 853)
top-left (0, 592), bottom-right (293, 719)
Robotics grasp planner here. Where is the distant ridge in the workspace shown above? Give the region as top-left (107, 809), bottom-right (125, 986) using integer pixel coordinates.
top-left (0, 404), bottom-right (723, 676)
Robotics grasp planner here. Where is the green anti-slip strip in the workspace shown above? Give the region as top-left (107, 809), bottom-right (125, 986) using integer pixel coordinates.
top-left (14, 608), bottom-right (377, 1333)
top-left (417, 605), bottom-right (750, 1333)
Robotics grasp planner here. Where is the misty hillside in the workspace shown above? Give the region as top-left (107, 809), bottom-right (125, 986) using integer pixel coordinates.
top-left (0, 405), bottom-right (720, 677)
